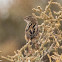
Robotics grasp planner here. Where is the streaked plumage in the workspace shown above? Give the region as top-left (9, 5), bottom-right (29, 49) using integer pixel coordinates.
top-left (24, 16), bottom-right (39, 42)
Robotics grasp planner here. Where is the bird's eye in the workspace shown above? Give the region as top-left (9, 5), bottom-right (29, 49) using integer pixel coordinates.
top-left (27, 18), bottom-right (29, 19)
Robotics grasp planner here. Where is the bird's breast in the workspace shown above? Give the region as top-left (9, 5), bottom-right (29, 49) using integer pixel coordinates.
top-left (25, 22), bottom-right (39, 40)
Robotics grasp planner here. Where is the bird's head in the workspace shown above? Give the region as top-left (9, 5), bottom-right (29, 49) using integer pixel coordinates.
top-left (24, 15), bottom-right (37, 24)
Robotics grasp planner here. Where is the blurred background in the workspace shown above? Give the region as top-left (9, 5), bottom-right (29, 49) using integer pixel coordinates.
top-left (0, 0), bottom-right (62, 62)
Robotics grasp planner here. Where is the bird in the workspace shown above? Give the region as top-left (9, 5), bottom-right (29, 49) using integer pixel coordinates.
top-left (24, 15), bottom-right (40, 43)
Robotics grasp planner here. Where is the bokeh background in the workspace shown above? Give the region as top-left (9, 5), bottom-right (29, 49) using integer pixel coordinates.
top-left (0, 0), bottom-right (62, 62)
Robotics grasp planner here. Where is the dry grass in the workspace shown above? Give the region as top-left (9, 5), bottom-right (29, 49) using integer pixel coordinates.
top-left (1, 0), bottom-right (62, 62)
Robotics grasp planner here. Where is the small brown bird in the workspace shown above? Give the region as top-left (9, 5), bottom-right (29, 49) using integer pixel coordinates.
top-left (24, 15), bottom-right (39, 42)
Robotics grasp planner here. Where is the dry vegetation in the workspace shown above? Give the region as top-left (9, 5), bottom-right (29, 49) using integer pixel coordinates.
top-left (1, 0), bottom-right (62, 62)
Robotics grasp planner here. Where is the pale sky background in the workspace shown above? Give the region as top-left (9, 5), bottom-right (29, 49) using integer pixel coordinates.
top-left (0, 0), bottom-right (13, 19)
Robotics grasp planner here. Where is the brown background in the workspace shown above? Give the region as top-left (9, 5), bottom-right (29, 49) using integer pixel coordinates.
top-left (0, 0), bottom-right (62, 62)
